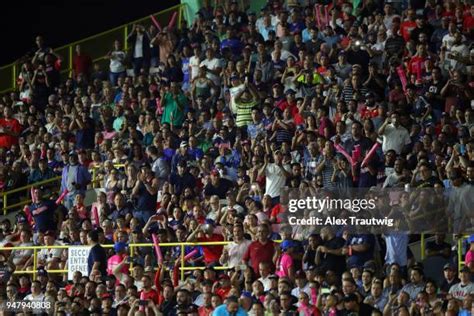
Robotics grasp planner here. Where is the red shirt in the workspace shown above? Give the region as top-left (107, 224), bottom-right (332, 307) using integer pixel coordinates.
top-left (139, 288), bottom-right (159, 304)
top-left (359, 106), bottom-right (379, 119)
top-left (0, 118), bottom-right (22, 148)
top-left (197, 234), bottom-right (224, 264)
top-left (243, 240), bottom-right (275, 276)
top-left (464, 15), bottom-right (474, 32)
top-left (400, 20), bottom-right (417, 42)
top-left (408, 56), bottom-right (426, 80)
top-left (73, 54), bottom-right (92, 76)
top-left (215, 286), bottom-right (231, 300)
top-left (270, 204), bottom-right (284, 223)
top-left (198, 306), bottom-right (214, 316)
top-left (277, 100), bottom-right (299, 117)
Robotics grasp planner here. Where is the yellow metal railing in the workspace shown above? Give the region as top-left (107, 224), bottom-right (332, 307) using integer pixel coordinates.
top-left (0, 4), bottom-right (185, 94)
top-left (0, 163), bottom-right (127, 216)
top-left (1, 176), bottom-right (61, 216)
top-left (0, 237), bottom-right (468, 282)
top-left (458, 235), bottom-right (470, 272)
top-left (0, 241), bottom-right (232, 281)
top-left (90, 164), bottom-right (126, 189)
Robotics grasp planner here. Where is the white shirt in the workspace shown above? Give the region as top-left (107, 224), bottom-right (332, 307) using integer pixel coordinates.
top-left (448, 282), bottom-right (474, 300)
top-left (447, 43), bottom-right (469, 72)
top-left (200, 58), bottom-right (222, 86)
top-left (223, 239), bottom-right (252, 268)
top-left (229, 83), bottom-right (245, 114)
top-left (24, 293), bottom-right (46, 315)
top-left (38, 242), bottom-right (63, 264)
top-left (134, 34), bottom-right (144, 58)
top-left (12, 242), bottom-right (33, 265)
top-left (258, 275), bottom-right (272, 292)
top-left (381, 124), bottom-right (411, 154)
top-left (221, 204), bottom-right (245, 215)
top-left (291, 284), bottom-right (311, 299)
top-left (442, 33), bottom-right (456, 50)
top-left (110, 51), bottom-right (126, 73)
top-left (189, 55), bottom-right (201, 80)
top-left (383, 14), bottom-right (400, 30)
top-left (265, 163), bottom-right (291, 198)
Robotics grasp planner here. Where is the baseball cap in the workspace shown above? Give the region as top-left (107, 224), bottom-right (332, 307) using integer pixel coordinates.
top-left (285, 89), bottom-right (296, 95)
top-left (241, 291), bottom-right (252, 298)
top-left (460, 266), bottom-right (471, 273)
top-left (180, 141), bottom-right (188, 148)
top-left (44, 230), bottom-right (56, 238)
top-left (113, 242), bottom-right (127, 253)
top-left (443, 263), bottom-right (455, 271)
top-left (37, 267), bottom-right (48, 277)
top-left (343, 293), bottom-right (358, 302)
top-left (468, 235), bottom-right (474, 243)
top-left (280, 239), bottom-right (296, 251)
top-left (295, 270), bottom-right (306, 279)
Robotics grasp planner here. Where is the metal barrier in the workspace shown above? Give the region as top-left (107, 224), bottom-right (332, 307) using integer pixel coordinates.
top-left (0, 241), bottom-right (233, 282)
top-left (1, 176), bottom-right (61, 216)
top-left (90, 164), bottom-right (126, 189)
top-left (0, 4), bottom-right (184, 94)
top-left (0, 163), bottom-right (127, 216)
top-left (458, 235), bottom-right (470, 272)
top-left (0, 236), bottom-right (469, 281)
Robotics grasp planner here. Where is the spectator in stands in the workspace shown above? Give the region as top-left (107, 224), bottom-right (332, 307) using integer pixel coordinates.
top-left (87, 230), bottom-right (107, 277)
top-left (128, 24), bottom-right (151, 77)
top-left (107, 40), bottom-right (127, 86)
top-left (60, 151), bottom-right (91, 209)
top-left (0, 106), bottom-right (22, 149)
top-left (72, 44), bottom-right (92, 81)
top-left (0, 2), bottom-right (473, 315)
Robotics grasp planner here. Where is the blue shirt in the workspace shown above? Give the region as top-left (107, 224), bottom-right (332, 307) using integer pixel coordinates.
top-left (87, 243), bottom-right (107, 276)
top-left (212, 304), bottom-right (248, 316)
top-left (220, 38), bottom-right (243, 56)
top-left (346, 234), bottom-right (375, 268)
top-left (258, 25), bottom-right (275, 41)
top-left (31, 200), bottom-right (57, 233)
top-left (384, 233), bottom-right (409, 266)
top-left (302, 28), bottom-right (312, 43)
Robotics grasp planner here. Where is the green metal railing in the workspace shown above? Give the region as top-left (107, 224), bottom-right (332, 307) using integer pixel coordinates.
top-left (0, 4), bottom-right (184, 94)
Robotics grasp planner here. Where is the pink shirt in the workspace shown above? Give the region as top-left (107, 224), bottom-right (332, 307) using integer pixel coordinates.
top-left (276, 253), bottom-right (293, 278)
top-left (107, 254), bottom-right (129, 279)
top-left (466, 250), bottom-right (474, 266)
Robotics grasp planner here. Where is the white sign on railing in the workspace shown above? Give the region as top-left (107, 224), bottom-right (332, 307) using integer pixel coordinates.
top-left (67, 246), bottom-right (91, 280)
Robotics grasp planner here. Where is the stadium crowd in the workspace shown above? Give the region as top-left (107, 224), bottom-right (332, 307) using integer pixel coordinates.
top-left (0, 0), bottom-right (474, 315)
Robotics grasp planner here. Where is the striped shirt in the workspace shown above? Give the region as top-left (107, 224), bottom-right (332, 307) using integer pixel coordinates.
top-left (316, 156), bottom-right (336, 190)
top-left (236, 99), bottom-right (258, 127)
top-left (341, 86), bottom-right (369, 104)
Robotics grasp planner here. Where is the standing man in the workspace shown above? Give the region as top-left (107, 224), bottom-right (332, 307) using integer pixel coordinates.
top-left (127, 24), bottom-right (151, 76)
top-left (0, 106), bottom-right (22, 149)
top-left (87, 230), bottom-right (107, 277)
top-left (29, 186), bottom-right (57, 235)
top-left (243, 224), bottom-right (276, 276)
top-left (72, 44), bottom-right (92, 81)
top-left (60, 152), bottom-right (91, 209)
